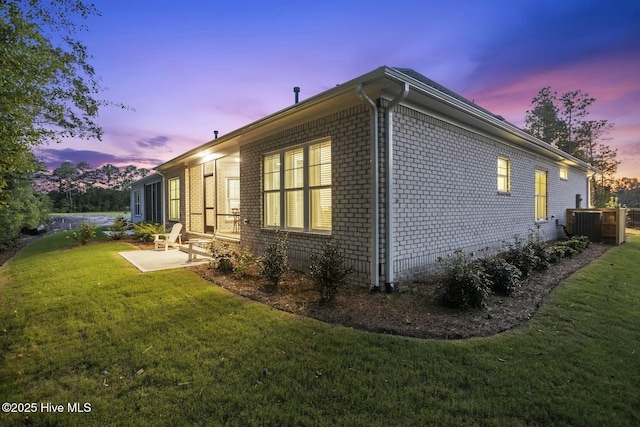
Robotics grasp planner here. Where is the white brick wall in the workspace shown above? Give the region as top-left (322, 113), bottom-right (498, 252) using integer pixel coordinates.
top-left (389, 104), bottom-right (589, 282)
top-left (240, 105), bottom-right (373, 286)
top-left (236, 100), bottom-right (589, 287)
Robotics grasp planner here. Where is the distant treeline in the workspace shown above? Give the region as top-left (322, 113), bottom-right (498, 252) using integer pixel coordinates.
top-left (34, 161), bottom-right (150, 212)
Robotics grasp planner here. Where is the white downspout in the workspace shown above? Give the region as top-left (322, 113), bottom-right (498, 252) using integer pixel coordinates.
top-left (356, 84), bottom-right (380, 290)
top-left (384, 83), bottom-right (409, 292)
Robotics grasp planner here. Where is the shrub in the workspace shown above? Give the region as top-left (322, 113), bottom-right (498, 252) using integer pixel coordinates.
top-left (503, 237), bottom-right (539, 277)
top-left (547, 244), bottom-right (576, 263)
top-left (234, 247), bottom-right (255, 277)
top-left (259, 229), bottom-right (289, 287)
top-left (210, 241), bottom-right (238, 273)
top-left (526, 227), bottom-right (550, 272)
top-left (309, 239), bottom-right (353, 305)
top-left (69, 220), bottom-right (97, 245)
top-left (481, 257), bottom-right (522, 296)
top-left (436, 250), bottom-right (491, 309)
top-left (132, 222), bottom-right (165, 243)
top-left (105, 216), bottom-right (132, 240)
top-left (548, 235), bottom-right (590, 262)
top-left (565, 235), bottom-right (591, 252)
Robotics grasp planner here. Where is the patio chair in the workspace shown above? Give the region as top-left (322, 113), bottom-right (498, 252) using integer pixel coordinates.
top-left (154, 223), bottom-right (183, 251)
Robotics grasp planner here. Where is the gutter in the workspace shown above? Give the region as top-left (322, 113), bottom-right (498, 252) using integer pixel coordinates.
top-left (383, 83), bottom-right (409, 292)
top-left (356, 84), bottom-right (380, 290)
top-left (385, 67), bottom-right (600, 175)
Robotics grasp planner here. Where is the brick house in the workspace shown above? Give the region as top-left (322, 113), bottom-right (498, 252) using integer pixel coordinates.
top-left (131, 66), bottom-right (598, 290)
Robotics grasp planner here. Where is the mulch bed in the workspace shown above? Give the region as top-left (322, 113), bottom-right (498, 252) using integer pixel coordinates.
top-left (0, 233), bottom-right (612, 340)
top-left (193, 242), bottom-right (611, 339)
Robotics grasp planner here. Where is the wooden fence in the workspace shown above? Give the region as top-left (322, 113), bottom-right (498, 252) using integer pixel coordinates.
top-left (566, 208), bottom-right (627, 245)
top-left (629, 209), bottom-right (640, 229)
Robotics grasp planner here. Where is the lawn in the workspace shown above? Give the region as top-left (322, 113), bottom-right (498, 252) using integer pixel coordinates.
top-left (1, 231), bottom-right (639, 426)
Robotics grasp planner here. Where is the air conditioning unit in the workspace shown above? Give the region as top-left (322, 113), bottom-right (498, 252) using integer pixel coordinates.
top-left (572, 211), bottom-right (602, 241)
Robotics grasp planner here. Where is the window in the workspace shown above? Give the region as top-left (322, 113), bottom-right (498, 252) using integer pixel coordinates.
top-left (227, 178), bottom-right (240, 211)
top-left (559, 168), bottom-right (568, 180)
top-left (263, 138), bottom-right (332, 232)
top-left (309, 140), bottom-right (332, 230)
top-left (133, 191), bottom-right (141, 216)
top-left (263, 153), bottom-right (281, 227)
top-left (168, 178), bottom-right (180, 220)
top-left (497, 157), bottom-right (510, 193)
top-left (535, 169), bottom-right (548, 221)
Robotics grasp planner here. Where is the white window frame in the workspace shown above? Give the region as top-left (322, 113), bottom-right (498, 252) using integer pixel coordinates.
top-left (559, 168), bottom-right (568, 181)
top-left (263, 138), bottom-right (331, 233)
top-left (168, 178), bottom-right (180, 220)
top-left (497, 157), bottom-right (511, 193)
top-left (133, 190), bottom-right (141, 217)
top-left (535, 169), bottom-right (548, 222)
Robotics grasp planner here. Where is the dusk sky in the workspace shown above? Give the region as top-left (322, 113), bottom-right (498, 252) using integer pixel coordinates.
top-left (34, 0), bottom-right (640, 178)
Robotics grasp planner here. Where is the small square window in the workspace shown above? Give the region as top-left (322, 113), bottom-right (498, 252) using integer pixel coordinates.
top-left (559, 168), bottom-right (568, 180)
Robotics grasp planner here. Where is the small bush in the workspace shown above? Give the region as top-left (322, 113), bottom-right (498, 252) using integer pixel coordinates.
top-left (69, 220), bottom-right (98, 245)
top-left (548, 235), bottom-right (591, 262)
top-left (234, 247), bottom-right (255, 277)
top-left (259, 229), bottom-right (289, 287)
top-left (106, 216), bottom-right (132, 240)
top-left (309, 239), bottom-right (353, 305)
top-left (210, 241), bottom-right (237, 273)
top-left (503, 237), bottom-right (539, 277)
top-left (481, 257), bottom-right (522, 296)
top-left (548, 244), bottom-right (576, 263)
top-left (133, 222), bottom-right (165, 243)
top-left (527, 227), bottom-right (550, 272)
top-left (565, 235), bottom-right (591, 252)
top-left (437, 250), bottom-right (491, 309)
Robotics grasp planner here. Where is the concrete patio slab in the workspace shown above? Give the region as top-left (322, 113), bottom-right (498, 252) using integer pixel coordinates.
top-left (119, 249), bottom-right (210, 272)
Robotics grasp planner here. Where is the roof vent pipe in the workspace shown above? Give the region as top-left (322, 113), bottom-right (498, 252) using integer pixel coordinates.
top-left (214, 130), bottom-right (218, 139)
top-left (293, 87), bottom-right (300, 104)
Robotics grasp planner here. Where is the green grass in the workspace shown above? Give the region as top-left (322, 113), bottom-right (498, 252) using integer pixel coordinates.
top-left (1, 231), bottom-right (639, 426)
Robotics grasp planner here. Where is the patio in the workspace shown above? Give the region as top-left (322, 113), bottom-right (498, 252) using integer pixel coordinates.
top-left (119, 248), bottom-right (211, 272)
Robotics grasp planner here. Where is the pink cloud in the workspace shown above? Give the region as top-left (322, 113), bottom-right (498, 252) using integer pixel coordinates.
top-left (463, 52), bottom-right (640, 178)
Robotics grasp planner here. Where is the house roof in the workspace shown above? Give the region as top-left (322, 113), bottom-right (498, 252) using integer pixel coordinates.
top-left (156, 66), bottom-right (600, 174)
top-left (393, 67), bottom-right (503, 120)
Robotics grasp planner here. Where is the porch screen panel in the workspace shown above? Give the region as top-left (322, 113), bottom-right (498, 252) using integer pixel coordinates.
top-left (205, 175), bottom-right (215, 231)
top-left (284, 148), bottom-right (304, 229)
top-left (309, 141), bottom-right (331, 231)
top-left (189, 165), bottom-right (204, 232)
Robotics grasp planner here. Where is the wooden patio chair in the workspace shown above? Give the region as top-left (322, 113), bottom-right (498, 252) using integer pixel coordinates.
top-left (153, 223), bottom-right (183, 251)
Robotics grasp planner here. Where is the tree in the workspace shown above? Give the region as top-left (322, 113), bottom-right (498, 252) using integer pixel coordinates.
top-left (0, 0), bottom-right (110, 189)
top-left (51, 161), bottom-right (80, 211)
top-left (1, 0), bottom-right (119, 248)
top-left (0, 155), bottom-right (51, 250)
top-left (523, 87), bottom-right (567, 147)
top-left (524, 88), bottom-right (620, 207)
top-left (614, 178), bottom-right (640, 208)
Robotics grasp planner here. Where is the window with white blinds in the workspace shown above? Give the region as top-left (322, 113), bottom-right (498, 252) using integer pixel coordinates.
top-left (263, 138), bottom-right (332, 232)
top-left (168, 178), bottom-right (180, 220)
top-left (535, 169), bottom-right (548, 221)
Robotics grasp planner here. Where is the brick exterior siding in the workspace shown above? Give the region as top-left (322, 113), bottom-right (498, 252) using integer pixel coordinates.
top-left (240, 104), bottom-right (373, 286)
top-left (388, 104), bottom-right (589, 282)
top-left (139, 71), bottom-right (592, 289)
top-left (238, 99), bottom-right (589, 288)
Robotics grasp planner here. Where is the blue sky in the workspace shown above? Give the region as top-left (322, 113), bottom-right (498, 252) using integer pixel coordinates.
top-left (34, 0), bottom-right (640, 177)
